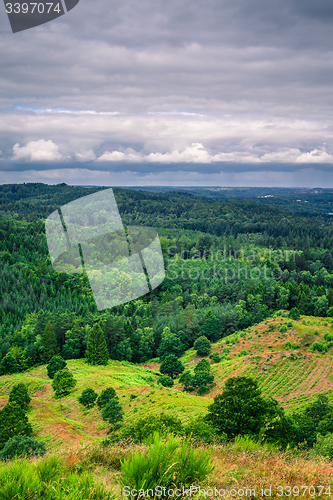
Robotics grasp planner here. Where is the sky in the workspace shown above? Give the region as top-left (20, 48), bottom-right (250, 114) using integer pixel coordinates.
top-left (1, 0), bottom-right (333, 187)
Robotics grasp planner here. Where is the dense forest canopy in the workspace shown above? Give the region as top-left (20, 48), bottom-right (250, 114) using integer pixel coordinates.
top-left (1, 182), bottom-right (333, 373)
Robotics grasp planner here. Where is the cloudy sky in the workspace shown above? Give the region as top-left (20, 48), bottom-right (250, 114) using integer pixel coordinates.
top-left (1, 0), bottom-right (333, 186)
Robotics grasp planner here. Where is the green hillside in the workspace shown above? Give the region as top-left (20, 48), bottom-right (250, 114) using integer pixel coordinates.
top-left (179, 314), bottom-right (333, 413)
top-left (1, 313), bottom-right (333, 453)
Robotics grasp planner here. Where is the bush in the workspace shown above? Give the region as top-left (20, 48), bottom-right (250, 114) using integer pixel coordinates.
top-left (159, 375), bottom-right (174, 388)
top-left (184, 416), bottom-right (224, 444)
top-left (0, 352), bottom-right (19, 375)
top-left (0, 403), bottom-right (33, 449)
top-left (193, 336), bottom-right (211, 356)
top-left (310, 341), bottom-right (328, 353)
top-left (287, 322), bottom-right (293, 328)
top-left (289, 308), bottom-right (300, 320)
top-left (46, 356), bottom-right (67, 379)
top-left (121, 432), bottom-right (213, 499)
top-left (102, 399), bottom-right (124, 431)
top-left (0, 455), bottom-right (114, 499)
top-left (280, 325), bottom-right (287, 333)
top-left (194, 358), bottom-right (211, 373)
top-left (8, 383), bottom-right (31, 411)
top-left (0, 436), bottom-right (46, 460)
top-left (114, 413), bottom-right (183, 443)
top-left (313, 433), bottom-right (333, 458)
top-left (160, 355), bottom-right (184, 379)
top-left (209, 352), bottom-right (221, 363)
top-left (52, 368), bottom-right (76, 398)
top-left (96, 387), bottom-right (117, 409)
top-left (78, 388), bottom-right (98, 408)
top-left (324, 332), bottom-right (333, 342)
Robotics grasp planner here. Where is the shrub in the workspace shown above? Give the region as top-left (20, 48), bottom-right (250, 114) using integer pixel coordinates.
top-left (96, 387), bottom-right (117, 409)
top-left (313, 433), bottom-right (333, 458)
top-left (102, 399), bottom-right (124, 431)
top-left (0, 403), bottom-right (32, 449)
top-left (0, 436), bottom-right (46, 460)
top-left (46, 355), bottom-right (67, 379)
top-left (193, 336), bottom-right (211, 356)
top-left (52, 368), bottom-right (76, 398)
top-left (209, 352), bottom-right (221, 363)
top-left (324, 332), bottom-right (333, 342)
top-left (314, 329), bottom-right (319, 336)
top-left (121, 432), bottom-right (213, 499)
top-left (287, 322), bottom-right (293, 328)
top-left (78, 388), bottom-right (98, 408)
top-left (0, 455), bottom-right (114, 498)
top-left (0, 352), bottom-right (19, 375)
top-left (8, 383), bottom-right (31, 411)
top-left (310, 341), bottom-right (328, 353)
top-left (238, 350), bottom-right (248, 357)
top-left (222, 347), bottom-right (230, 355)
top-left (289, 308), bottom-right (300, 320)
top-left (160, 355), bottom-right (184, 379)
top-left (113, 413), bottom-right (183, 444)
top-left (194, 358), bottom-right (211, 373)
top-left (280, 325), bottom-right (288, 333)
top-left (184, 416), bottom-right (225, 444)
top-left (159, 375), bottom-right (174, 388)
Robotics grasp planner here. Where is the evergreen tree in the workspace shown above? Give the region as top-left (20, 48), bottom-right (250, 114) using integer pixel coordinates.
top-left (78, 388), bottom-right (98, 408)
top-left (157, 327), bottom-right (184, 361)
top-left (41, 322), bottom-right (59, 363)
top-left (0, 403), bottom-right (33, 449)
top-left (0, 352), bottom-right (19, 375)
top-left (200, 312), bottom-right (221, 342)
top-left (102, 399), bottom-right (124, 431)
top-left (85, 323), bottom-right (109, 366)
top-left (96, 387), bottom-right (117, 409)
top-left (193, 336), bottom-right (211, 356)
top-left (47, 355), bottom-right (67, 379)
top-left (8, 383), bottom-right (31, 411)
top-left (52, 368), bottom-right (77, 398)
top-left (160, 355), bottom-right (184, 379)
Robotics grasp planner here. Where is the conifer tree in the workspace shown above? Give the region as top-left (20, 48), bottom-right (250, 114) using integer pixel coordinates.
top-left (0, 352), bottom-right (19, 375)
top-left (85, 323), bottom-right (109, 365)
top-left (0, 403), bottom-right (32, 449)
top-left (41, 322), bottom-right (59, 363)
top-left (8, 383), bottom-right (31, 411)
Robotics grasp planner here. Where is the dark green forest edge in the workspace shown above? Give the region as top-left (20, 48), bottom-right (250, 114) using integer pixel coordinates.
top-left (2, 184), bottom-right (333, 498)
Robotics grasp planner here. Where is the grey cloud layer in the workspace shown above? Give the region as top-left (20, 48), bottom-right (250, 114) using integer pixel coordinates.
top-left (1, 0), bottom-right (333, 185)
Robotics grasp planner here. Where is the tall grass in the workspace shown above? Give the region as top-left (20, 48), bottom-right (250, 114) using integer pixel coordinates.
top-left (120, 432), bottom-right (213, 499)
top-left (0, 455), bottom-right (115, 500)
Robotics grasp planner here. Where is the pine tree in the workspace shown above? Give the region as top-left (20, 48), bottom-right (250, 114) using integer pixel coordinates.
top-left (8, 383), bottom-right (31, 411)
top-left (41, 322), bottom-right (59, 363)
top-left (0, 403), bottom-right (33, 449)
top-left (85, 323), bottom-right (109, 365)
top-left (0, 352), bottom-right (19, 375)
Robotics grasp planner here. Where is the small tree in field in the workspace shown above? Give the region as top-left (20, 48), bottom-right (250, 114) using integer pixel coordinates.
top-left (0, 403), bottom-right (33, 449)
top-left (47, 355), bottom-right (67, 379)
top-left (8, 383), bottom-right (31, 411)
top-left (41, 322), bottom-right (59, 363)
top-left (159, 375), bottom-right (174, 388)
top-left (160, 355), bottom-right (184, 379)
top-left (102, 399), bottom-right (124, 431)
top-left (78, 388), bottom-right (98, 409)
top-left (0, 352), bottom-right (19, 375)
top-left (52, 368), bottom-right (77, 398)
top-left (96, 387), bottom-right (117, 409)
top-left (85, 323), bottom-right (109, 366)
top-left (194, 336), bottom-right (211, 356)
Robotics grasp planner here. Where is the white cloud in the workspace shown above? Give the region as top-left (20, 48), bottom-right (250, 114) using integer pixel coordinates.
top-left (296, 148), bottom-right (333, 163)
top-left (75, 150), bottom-right (96, 162)
top-left (12, 140), bottom-right (63, 162)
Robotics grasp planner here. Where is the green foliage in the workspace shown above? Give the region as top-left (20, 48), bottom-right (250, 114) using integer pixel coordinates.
top-left (78, 388), bottom-right (98, 409)
top-left (280, 325), bottom-right (288, 333)
top-left (194, 358), bottom-right (211, 373)
top-left (209, 352), bottom-right (221, 363)
top-left (313, 433), bottom-right (333, 458)
top-left (287, 321), bottom-right (293, 327)
top-left (0, 435), bottom-right (46, 460)
top-left (288, 307), bottom-right (300, 320)
top-left (184, 416), bottom-right (225, 444)
top-left (193, 335), bottom-right (211, 356)
top-left (285, 341), bottom-right (299, 350)
top-left (121, 432), bottom-right (213, 499)
top-left (113, 413), bottom-right (183, 443)
top-left (86, 323), bottom-right (109, 366)
top-left (0, 403), bottom-right (32, 449)
top-left (160, 355), bottom-right (185, 379)
top-left (96, 387), bottom-right (117, 409)
top-left (159, 375), bottom-right (174, 387)
top-left (46, 355), bottom-right (67, 379)
top-left (324, 332), bottom-right (333, 342)
top-left (0, 352), bottom-right (19, 375)
top-left (0, 455), bottom-right (114, 499)
top-left (205, 376), bottom-right (285, 440)
top-left (41, 322), bottom-right (59, 363)
top-left (309, 341), bottom-right (328, 353)
top-left (102, 399), bottom-right (124, 430)
top-left (8, 383), bottom-right (31, 411)
top-left (157, 327), bottom-right (184, 361)
top-left (52, 368), bottom-right (77, 398)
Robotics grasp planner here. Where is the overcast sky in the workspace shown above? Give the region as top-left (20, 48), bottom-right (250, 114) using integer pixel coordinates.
top-left (1, 0), bottom-right (333, 186)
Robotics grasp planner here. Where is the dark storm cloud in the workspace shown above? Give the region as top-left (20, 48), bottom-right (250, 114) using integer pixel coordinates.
top-left (1, 0), bottom-right (333, 185)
